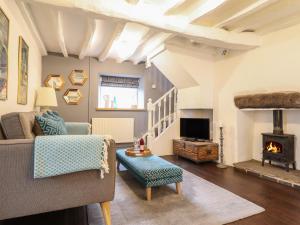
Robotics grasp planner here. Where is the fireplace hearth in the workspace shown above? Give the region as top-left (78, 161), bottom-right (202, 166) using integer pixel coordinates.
top-left (262, 110), bottom-right (296, 172)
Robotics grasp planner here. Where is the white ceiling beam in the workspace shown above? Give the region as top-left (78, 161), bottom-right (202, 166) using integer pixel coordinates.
top-left (118, 29), bottom-right (154, 63)
top-left (161, 0), bottom-right (187, 14)
top-left (231, 0), bottom-right (300, 33)
top-left (24, 0), bottom-right (262, 50)
top-left (188, 0), bottom-right (229, 23)
top-left (125, 0), bottom-right (139, 5)
top-left (55, 11), bottom-right (68, 57)
top-left (79, 19), bottom-right (97, 59)
top-left (214, 0), bottom-right (278, 28)
top-left (16, 1), bottom-right (47, 56)
top-left (98, 23), bottom-right (125, 62)
top-left (132, 33), bottom-right (173, 65)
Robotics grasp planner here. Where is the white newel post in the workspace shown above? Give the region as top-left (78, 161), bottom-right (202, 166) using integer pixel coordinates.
top-left (147, 98), bottom-right (154, 147)
top-left (152, 103), bottom-right (156, 137)
top-left (147, 98), bottom-right (153, 134)
top-left (158, 101), bottom-right (161, 136)
top-left (163, 96), bottom-right (167, 130)
top-left (168, 92), bottom-right (172, 125)
top-left (174, 89), bottom-right (177, 120)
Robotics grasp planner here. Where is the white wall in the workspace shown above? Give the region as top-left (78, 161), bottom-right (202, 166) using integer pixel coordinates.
top-left (0, 0), bottom-right (42, 116)
top-left (214, 23), bottom-right (300, 168)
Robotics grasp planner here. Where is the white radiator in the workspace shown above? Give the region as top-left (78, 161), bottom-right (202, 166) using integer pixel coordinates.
top-left (92, 118), bottom-right (134, 143)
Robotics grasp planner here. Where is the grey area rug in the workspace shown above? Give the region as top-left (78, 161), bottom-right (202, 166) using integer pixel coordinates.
top-left (88, 169), bottom-right (264, 225)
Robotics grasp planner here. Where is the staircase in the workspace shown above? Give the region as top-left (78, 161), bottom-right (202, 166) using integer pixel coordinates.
top-left (143, 87), bottom-right (179, 155)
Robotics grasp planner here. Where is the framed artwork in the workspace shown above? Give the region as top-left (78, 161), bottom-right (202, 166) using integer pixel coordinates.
top-left (17, 36), bottom-right (29, 105)
top-left (0, 8), bottom-right (9, 100)
top-left (69, 69), bottom-right (88, 85)
top-left (44, 74), bottom-right (65, 90)
top-left (63, 88), bottom-right (82, 105)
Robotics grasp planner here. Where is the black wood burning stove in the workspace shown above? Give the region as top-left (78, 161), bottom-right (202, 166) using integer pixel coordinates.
top-left (262, 110), bottom-right (296, 172)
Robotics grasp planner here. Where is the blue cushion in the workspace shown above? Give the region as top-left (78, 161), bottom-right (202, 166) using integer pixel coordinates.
top-left (116, 150), bottom-right (183, 182)
top-left (43, 111), bottom-right (65, 123)
top-left (35, 115), bottom-right (68, 135)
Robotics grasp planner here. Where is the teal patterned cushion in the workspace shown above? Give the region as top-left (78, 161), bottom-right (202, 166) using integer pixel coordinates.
top-left (35, 115), bottom-right (68, 135)
top-left (43, 111), bottom-right (65, 124)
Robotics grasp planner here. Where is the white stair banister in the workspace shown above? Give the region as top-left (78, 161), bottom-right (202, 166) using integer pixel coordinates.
top-left (143, 87), bottom-right (177, 145)
top-left (152, 104), bottom-right (156, 137)
top-left (163, 96), bottom-right (167, 130)
top-left (158, 101), bottom-right (161, 136)
top-left (147, 98), bottom-right (153, 135)
top-left (168, 92), bottom-right (172, 125)
top-left (173, 88), bottom-right (177, 120)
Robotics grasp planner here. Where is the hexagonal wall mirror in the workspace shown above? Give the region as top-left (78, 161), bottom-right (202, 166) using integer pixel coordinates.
top-left (69, 69), bottom-right (88, 86)
top-left (44, 74), bottom-right (65, 90)
top-left (63, 88), bottom-right (82, 105)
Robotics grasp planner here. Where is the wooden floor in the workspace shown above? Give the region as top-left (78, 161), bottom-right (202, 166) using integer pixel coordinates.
top-left (163, 156), bottom-right (300, 225)
top-left (1, 155), bottom-right (299, 225)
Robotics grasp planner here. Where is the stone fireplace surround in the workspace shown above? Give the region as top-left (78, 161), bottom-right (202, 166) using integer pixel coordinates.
top-left (230, 92), bottom-right (300, 186)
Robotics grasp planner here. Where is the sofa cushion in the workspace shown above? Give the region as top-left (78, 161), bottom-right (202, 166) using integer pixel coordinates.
top-left (35, 115), bottom-right (68, 135)
top-left (19, 112), bottom-right (37, 139)
top-left (0, 123), bottom-right (5, 140)
top-left (1, 113), bottom-right (25, 139)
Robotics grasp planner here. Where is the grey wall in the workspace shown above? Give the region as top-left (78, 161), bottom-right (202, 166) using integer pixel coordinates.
top-left (42, 55), bottom-right (173, 136)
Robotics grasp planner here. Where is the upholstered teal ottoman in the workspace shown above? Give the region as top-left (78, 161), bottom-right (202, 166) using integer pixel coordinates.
top-left (116, 149), bottom-right (183, 200)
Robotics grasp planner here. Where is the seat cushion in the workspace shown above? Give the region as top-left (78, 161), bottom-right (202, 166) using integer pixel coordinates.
top-left (0, 123), bottom-right (5, 140)
top-left (116, 149), bottom-right (182, 182)
top-left (19, 112), bottom-right (37, 139)
top-left (1, 112), bottom-right (37, 139)
top-left (1, 113), bottom-right (25, 139)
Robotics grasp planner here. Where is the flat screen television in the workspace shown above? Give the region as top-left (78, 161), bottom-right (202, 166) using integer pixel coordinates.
top-left (180, 118), bottom-right (210, 140)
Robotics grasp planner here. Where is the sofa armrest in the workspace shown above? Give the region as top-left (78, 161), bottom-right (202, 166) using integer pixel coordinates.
top-left (0, 138), bottom-right (116, 220)
top-left (65, 122), bottom-right (91, 135)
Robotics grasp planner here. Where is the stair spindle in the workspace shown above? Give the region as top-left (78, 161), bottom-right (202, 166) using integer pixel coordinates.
top-left (163, 97), bottom-right (167, 130)
top-left (152, 104), bottom-right (156, 137)
top-left (168, 92), bottom-right (172, 125)
top-left (158, 101), bottom-right (161, 135)
top-left (173, 89), bottom-right (177, 121)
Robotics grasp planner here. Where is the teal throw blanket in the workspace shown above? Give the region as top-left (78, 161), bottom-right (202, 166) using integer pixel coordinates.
top-left (34, 135), bottom-right (109, 178)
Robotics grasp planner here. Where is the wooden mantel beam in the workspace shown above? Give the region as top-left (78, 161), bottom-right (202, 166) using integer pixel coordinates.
top-left (22, 0), bottom-right (262, 50)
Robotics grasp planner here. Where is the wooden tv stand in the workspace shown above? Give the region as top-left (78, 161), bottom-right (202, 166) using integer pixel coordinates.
top-left (173, 139), bottom-right (219, 163)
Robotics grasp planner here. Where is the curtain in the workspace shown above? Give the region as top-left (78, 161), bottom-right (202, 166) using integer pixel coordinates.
top-left (100, 75), bottom-right (140, 88)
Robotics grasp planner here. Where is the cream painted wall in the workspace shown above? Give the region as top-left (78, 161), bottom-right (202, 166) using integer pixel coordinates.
top-left (214, 23), bottom-right (300, 168)
top-left (0, 0), bottom-right (42, 116)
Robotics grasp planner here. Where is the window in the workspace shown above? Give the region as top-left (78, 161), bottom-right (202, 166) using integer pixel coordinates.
top-left (98, 75), bottom-right (143, 109)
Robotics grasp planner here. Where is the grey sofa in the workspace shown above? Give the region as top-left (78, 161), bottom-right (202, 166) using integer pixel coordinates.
top-left (0, 112), bottom-right (116, 225)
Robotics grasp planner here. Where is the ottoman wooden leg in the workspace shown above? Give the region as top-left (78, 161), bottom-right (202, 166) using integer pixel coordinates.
top-left (146, 187), bottom-right (152, 201)
top-left (176, 182), bottom-right (182, 195)
top-left (100, 201), bottom-right (111, 225)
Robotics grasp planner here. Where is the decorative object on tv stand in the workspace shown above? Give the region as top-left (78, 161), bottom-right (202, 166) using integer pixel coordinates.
top-left (44, 74), bottom-right (65, 90)
top-left (0, 8), bottom-right (9, 101)
top-left (69, 69), bottom-right (88, 85)
top-left (35, 87), bottom-right (58, 112)
top-left (63, 88), bottom-right (82, 105)
top-left (217, 123), bottom-right (227, 169)
top-left (17, 36), bottom-right (29, 105)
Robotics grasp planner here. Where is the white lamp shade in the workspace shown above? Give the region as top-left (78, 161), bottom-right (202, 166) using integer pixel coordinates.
top-left (36, 87), bottom-right (58, 107)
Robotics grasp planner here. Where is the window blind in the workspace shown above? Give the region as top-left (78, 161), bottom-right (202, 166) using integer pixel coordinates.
top-left (100, 75), bottom-right (140, 88)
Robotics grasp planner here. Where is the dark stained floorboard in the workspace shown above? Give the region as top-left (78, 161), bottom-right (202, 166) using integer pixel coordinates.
top-left (162, 155), bottom-right (300, 225)
top-left (1, 155), bottom-right (299, 225)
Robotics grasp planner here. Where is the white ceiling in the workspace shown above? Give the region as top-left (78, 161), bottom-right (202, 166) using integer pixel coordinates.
top-left (17, 0), bottom-right (300, 64)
